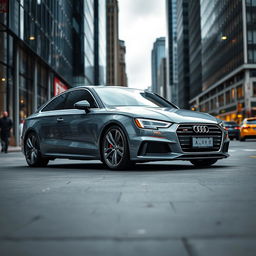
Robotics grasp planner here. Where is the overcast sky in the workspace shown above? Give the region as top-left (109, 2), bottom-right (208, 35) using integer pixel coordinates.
top-left (118, 0), bottom-right (167, 90)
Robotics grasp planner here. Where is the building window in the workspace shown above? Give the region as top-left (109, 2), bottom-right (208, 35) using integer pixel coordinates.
top-left (37, 65), bottom-right (48, 108)
top-left (231, 88), bottom-right (236, 100)
top-left (247, 0), bottom-right (256, 6)
top-left (218, 94), bottom-right (224, 107)
top-left (253, 82), bottom-right (256, 96)
top-left (248, 30), bottom-right (256, 44)
top-left (237, 85), bottom-right (244, 99)
top-left (248, 49), bottom-right (256, 63)
top-left (226, 90), bottom-right (231, 104)
top-left (19, 76), bottom-right (33, 121)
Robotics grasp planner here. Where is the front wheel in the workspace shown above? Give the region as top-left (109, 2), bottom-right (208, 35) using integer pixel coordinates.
top-left (102, 126), bottom-right (132, 170)
top-left (24, 132), bottom-right (49, 167)
top-left (190, 159), bottom-right (217, 167)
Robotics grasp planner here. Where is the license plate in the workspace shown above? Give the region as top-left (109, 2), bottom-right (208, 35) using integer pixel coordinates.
top-left (192, 137), bottom-right (213, 148)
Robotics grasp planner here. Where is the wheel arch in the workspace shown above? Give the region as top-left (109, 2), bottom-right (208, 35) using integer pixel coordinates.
top-left (23, 127), bottom-right (38, 139)
top-left (23, 128), bottom-right (37, 149)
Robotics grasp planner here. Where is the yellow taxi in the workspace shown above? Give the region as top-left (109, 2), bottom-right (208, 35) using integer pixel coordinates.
top-left (240, 117), bottom-right (256, 141)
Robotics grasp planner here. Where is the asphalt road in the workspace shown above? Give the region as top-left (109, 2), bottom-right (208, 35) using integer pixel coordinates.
top-left (0, 140), bottom-right (256, 256)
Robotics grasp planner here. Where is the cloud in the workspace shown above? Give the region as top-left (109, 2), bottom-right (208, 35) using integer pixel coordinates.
top-left (119, 0), bottom-right (166, 90)
top-left (124, 0), bottom-right (163, 17)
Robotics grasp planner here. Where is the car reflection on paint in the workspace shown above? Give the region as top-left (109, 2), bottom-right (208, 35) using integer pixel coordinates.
top-left (22, 86), bottom-right (230, 170)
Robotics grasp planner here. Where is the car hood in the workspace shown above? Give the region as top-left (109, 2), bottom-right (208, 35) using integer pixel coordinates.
top-left (109, 106), bottom-right (218, 124)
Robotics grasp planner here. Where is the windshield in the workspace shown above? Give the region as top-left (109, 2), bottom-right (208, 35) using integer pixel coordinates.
top-left (94, 88), bottom-right (176, 108)
top-left (247, 119), bottom-right (256, 124)
top-left (224, 122), bottom-right (238, 126)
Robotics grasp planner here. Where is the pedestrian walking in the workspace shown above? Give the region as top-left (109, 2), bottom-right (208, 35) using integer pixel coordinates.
top-left (0, 111), bottom-right (13, 153)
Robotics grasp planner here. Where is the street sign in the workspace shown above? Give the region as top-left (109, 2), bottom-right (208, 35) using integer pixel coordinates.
top-left (54, 77), bottom-right (68, 96)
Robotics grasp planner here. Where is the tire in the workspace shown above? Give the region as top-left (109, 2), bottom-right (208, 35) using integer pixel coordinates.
top-left (24, 132), bottom-right (49, 167)
top-left (102, 125), bottom-right (132, 170)
top-left (190, 159), bottom-right (218, 167)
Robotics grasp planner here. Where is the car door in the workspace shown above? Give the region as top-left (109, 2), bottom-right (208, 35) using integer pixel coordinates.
top-left (38, 92), bottom-right (68, 155)
top-left (56, 89), bottom-right (101, 158)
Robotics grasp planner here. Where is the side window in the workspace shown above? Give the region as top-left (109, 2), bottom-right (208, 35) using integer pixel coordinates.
top-left (42, 93), bottom-right (67, 112)
top-left (65, 90), bottom-right (98, 109)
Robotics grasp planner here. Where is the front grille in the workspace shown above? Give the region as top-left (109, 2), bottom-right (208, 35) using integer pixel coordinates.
top-left (176, 124), bottom-right (223, 152)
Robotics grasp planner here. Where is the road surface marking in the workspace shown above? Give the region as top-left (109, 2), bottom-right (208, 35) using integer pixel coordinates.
top-left (229, 149), bottom-right (256, 152)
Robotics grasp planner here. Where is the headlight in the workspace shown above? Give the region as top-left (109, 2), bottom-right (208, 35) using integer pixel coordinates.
top-left (134, 118), bottom-right (172, 130)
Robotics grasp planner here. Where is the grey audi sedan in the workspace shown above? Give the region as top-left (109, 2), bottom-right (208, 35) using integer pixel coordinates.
top-left (22, 86), bottom-right (229, 169)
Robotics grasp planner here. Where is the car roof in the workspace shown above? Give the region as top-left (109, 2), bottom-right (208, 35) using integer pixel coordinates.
top-left (74, 85), bottom-right (145, 91)
top-left (245, 117), bottom-right (256, 121)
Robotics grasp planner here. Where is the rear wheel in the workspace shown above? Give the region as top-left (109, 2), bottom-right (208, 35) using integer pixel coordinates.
top-left (102, 126), bottom-right (132, 170)
top-left (190, 159), bottom-right (217, 167)
top-left (24, 132), bottom-right (49, 167)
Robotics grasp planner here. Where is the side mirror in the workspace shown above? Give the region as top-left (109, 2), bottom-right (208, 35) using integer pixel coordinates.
top-left (74, 100), bottom-right (90, 113)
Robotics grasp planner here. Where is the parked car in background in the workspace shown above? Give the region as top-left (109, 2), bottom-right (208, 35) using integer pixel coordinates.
top-left (240, 117), bottom-right (256, 141)
top-left (223, 121), bottom-right (240, 140)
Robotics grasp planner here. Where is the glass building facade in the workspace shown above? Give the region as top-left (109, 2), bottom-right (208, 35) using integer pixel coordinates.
top-left (188, 0), bottom-right (202, 100)
top-left (176, 0), bottom-right (190, 109)
top-left (0, 0), bottom-right (106, 145)
top-left (73, 0), bottom-right (95, 86)
top-left (94, 0), bottom-right (106, 85)
top-left (166, 0), bottom-right (178, 104)
top-left (190, 0), bottom-right (256, 122)
top-left (200, 0), bottom-right (243, 91)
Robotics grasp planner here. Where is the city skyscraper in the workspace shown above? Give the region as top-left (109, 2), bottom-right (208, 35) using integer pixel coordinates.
top-left (118, 40), bottom-right (128, 87)
top-left (151, 37), bottom-right (166, 95)
top-left (166, 0), bottom-right (178, 104)
top-left (176, 0), bottom-right (190, 109)
top-left (106, 0), bottom-right (120, 86)
top-left (190, 0), bottom-right (256, 122)
top-left (158, 58), bottom-right (167, 98)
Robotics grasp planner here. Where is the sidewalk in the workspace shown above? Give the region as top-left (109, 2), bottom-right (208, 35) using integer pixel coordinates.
top-left (6, 146), bottom-right (21, 153)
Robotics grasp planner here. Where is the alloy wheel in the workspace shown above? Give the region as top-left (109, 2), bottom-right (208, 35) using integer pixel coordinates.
top-left (24, 133), bottom-right (48, 167)
top-left (103, 128), bottom-right (125, 167)
top-left (25, 134), bottom-right (40, 165)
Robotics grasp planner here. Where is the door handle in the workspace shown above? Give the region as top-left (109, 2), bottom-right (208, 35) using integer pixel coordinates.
top-left (57, 117), bottom-right (64, 122)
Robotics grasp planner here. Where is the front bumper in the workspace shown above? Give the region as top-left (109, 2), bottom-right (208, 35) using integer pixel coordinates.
top-left (129, 123), bottom-right (229, 162)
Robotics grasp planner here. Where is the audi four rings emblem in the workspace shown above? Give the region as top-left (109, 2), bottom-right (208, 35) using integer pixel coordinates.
top-left (193, 125), bottom-right (209, 133)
